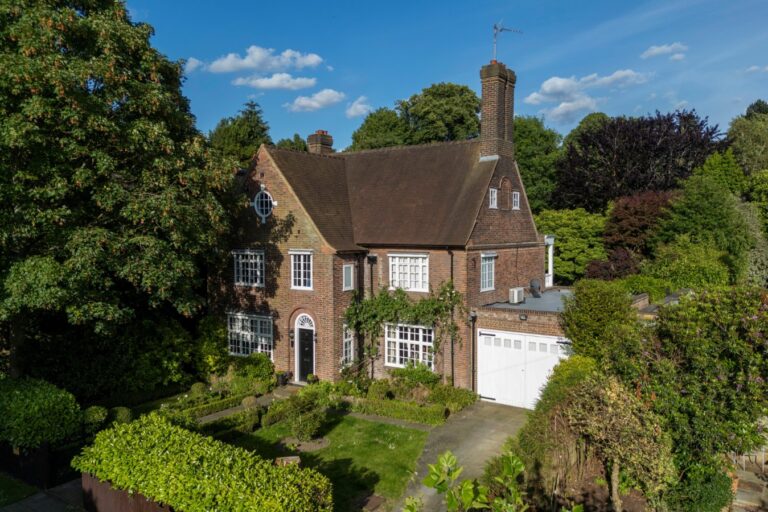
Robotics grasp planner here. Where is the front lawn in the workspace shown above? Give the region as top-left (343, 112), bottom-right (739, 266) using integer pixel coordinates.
top-left (232, 415), bottom-right (427, 511)
top-left (0, 472), bottom-right (36, 506)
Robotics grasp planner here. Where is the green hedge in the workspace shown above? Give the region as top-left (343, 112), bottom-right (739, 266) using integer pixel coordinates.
top-left (0, 378), bottom-right (81, 449)
top-left (427, 384), bottom-right (477, 413)
top-left (72, 414), bottom-right (332, 511)
top-left (350, 398), bottom-right (447, 425)
top-left (181, 392), bottom-right (253, 419)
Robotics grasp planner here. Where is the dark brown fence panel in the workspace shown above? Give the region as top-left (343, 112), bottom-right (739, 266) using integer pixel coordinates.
top-left (81, 473), bottom-right (172, 512)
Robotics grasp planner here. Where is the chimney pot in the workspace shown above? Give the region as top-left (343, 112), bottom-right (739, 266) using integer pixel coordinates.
top-left (307, 130), bottom-right (334, 154)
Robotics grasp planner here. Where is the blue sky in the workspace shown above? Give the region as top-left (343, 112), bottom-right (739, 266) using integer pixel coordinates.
top-left (126, 0), bottom-right (768, 149)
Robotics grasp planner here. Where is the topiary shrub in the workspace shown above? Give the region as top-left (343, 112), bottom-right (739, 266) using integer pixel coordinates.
top-left (72, 414), bottom-right (333, 511)
top-left (427, 385), bottom-right (477, 412)
top-left (189, 382), bottom-right (207, 398)
top-left (109, 406), bottom-right (132, 425)
top-left (367, 379), bottom-right (393, 400)
top-left (290, 408), bottom-right (324, 442)
top-left (262, 398), bottom-right (293, 427)
top-left (0, 378), bottom-right (81, 449)
top-left (241, 396), bottom-right (259, 409)
top-left (82, 406), bottom-right (109, 436)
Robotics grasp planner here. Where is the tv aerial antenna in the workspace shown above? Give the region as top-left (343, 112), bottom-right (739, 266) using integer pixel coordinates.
top-left (493, 21), bottom-right (522, 61)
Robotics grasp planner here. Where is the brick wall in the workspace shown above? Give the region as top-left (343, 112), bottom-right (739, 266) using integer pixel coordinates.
top-left (212, 146), bottom-right (363, 383)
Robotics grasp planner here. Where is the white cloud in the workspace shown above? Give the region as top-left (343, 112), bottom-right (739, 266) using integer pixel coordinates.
top-left (326, 65), bottom-right (335, 72)
top-left (285, 89), bottom-right (345, 112)
top-left (208, 46), bottom-right (323, 73)
top-left (232, 73), bottom-right (316, 90)
top-left (548, 96), bottom-right (599, 123)
top-left (641, 42), bottom-right (688, 59)
top-left (524, 69), bottom-right (649, 123)
top-left (674, 100), bottom-right (689, 110)
top-left (345, 96), bottom-right (373, 118)
top-left (184, 57), bottom-right (204, 74)
top-left (669, 53), bottom-right (686, 61)
top-left (746, 65), bottom-right (768, 73)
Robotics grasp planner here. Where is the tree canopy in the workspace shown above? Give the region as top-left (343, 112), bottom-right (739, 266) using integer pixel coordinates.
top-left (0, 1), bottom-right (233, 388)
top-left (513, 116), bottom-right (562, 212)
top-left (535, 209), bottom-right (607, 283)
top-left (349, 83), bottom-right (480, 151)
top-left (555, 111), bottom-right (722, 211)
top-left (276, 133), bottom-right (308, 152)
top-left (349, 108), bottom-right (410, 151)
top-left (728, 111), bottom-right (768, 174)
top-left (209, 101), bottom-right (272, 168)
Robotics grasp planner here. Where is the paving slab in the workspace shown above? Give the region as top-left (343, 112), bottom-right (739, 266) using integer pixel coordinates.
top-left (399, 401), bottom-right (528, 511)
top-left (1, 479), bottom-right (83, 512)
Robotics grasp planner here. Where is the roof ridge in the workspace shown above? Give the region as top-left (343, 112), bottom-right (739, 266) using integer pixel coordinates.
top-left (266, 145), bottom-right (343, 160)
top-left (338, 138), bottom-right (478, 156)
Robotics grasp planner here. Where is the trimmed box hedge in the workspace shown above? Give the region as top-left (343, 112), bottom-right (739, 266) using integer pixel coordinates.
top-left (350, 398), bottom-right (448, 425)
top-left (181, 392), bottom-right (253, 419)
top-left (72, 414), bottom-right (332, 512)
top-left (0, 378), bottom-right (81, 449)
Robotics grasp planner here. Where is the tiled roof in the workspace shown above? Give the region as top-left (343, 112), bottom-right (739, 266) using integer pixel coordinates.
top-left (265, 140), bottom-right (500, 250)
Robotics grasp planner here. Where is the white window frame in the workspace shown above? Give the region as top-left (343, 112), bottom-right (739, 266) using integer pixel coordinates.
top-left (388, 253), bottom-right (429, 292)
top-left (512, 191), bottom-right (520, 210)
top-left (290, 250), bottom-right (313, 290)
top-left (385, 323), bottom-right (434, 369)
top-left (489, 188), bottom-right (498, 209)
top-left (232, 249), bottom-right (264, 287)
top-left (342, 264), bottom-right (354, 291)
top-left (480, 253), bottom-right (496, 292)
top-left (227, 312), bottom-right (273, 359)
top-left (341, 324), bottom-right (355, 367)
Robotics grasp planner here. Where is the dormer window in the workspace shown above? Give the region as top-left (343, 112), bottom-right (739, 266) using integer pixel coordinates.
top-left (252, 187), bottom-right (274, 222)
top-left (489, 188), bottom-right (498, 209)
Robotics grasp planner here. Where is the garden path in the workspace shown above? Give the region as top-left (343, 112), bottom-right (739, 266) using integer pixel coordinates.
top-left (398, 401), bottom-right (528, 511)
top-left (1, 479), bottom-right (83, 512)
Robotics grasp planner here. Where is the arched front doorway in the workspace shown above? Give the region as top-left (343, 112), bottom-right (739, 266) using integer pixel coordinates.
top-left (294, 314), bottom-right (315, 382)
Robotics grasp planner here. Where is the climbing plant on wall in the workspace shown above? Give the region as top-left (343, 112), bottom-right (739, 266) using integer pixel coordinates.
top-left (344, 281), bottom-right (466, 374)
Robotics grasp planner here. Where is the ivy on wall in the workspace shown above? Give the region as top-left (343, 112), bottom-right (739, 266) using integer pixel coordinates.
top-left (344, 281), bottom-right (466, 367)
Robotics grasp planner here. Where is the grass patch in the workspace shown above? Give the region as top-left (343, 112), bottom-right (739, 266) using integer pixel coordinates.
top-left (0, 472), bottom-right (36, 506)
top-left (232, 415), bottom-right (427, 511)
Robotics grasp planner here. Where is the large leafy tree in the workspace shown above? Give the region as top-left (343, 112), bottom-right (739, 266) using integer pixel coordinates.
top-left (0, 1), bottom-right (232, 380)
top-left (209, 101), bottom-right (272, 168)
top-left (349, 107), bottom-right (409, 151)
top-left (535, 209), bottom-right (607, 284)
top-left (654, 173), bottom-right (753, 282)
top-left (728, 111), bottom-right (768, 175)
top-left (513, 116), bottom-right (562, 212)
top-left (555, 111), bottom-right (722, 211)
top-left (746, 98), bottom-right (768, 119)
top-left (275, 133), bottom-right (307, 152)
top-left (398, 82), bottom-right (480, 144)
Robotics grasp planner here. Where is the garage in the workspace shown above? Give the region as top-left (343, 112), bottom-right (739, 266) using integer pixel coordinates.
top-left (477, 329), bottom-right (569, 409)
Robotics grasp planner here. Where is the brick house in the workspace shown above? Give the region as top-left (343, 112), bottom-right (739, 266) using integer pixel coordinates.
top-left (217, 60), bottom-right (566, 408)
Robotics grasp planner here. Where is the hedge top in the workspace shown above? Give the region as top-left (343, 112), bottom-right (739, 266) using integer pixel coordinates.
top-left (72, 414), bottom-right (333, 512)
top-left (0, 377), bottom-right (81, 449)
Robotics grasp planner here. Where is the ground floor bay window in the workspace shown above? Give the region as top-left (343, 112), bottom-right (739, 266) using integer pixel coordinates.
top-left (384, 323), bottom-right (434, 369)
top-left (227, 312), bottom-right (274, 359)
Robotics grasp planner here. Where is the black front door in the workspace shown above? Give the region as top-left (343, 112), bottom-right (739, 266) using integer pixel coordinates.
top-left (298, 328), bottom-right (314, 382)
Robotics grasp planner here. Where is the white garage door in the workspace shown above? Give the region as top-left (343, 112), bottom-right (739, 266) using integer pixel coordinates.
top-left (477, 329), bottom-right (569, 409)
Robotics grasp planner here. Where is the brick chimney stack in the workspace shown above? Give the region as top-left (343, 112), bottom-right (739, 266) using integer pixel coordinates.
top-left (479, 61), bottom-right (516, 159)
top-left (307, 130), bottom-right (334, 154)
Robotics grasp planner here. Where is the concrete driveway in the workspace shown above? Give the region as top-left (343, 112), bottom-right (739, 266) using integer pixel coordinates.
top-left (400, 401), bottom-right (528, 510)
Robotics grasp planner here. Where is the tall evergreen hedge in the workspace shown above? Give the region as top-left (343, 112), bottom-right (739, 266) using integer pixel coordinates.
top-left (72, 414), bottom-right (332, 511)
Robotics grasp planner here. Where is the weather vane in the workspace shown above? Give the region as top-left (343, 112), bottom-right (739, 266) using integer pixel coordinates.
top-left (493, 21), bottom-right (522, 61)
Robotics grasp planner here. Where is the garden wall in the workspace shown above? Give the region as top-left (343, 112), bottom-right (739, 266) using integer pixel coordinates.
top-left (82, 473), bottom-right (171, 512)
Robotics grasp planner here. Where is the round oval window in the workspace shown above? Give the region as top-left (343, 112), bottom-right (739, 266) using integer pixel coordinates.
top-left (253, 190), bottom-right (274, 220)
